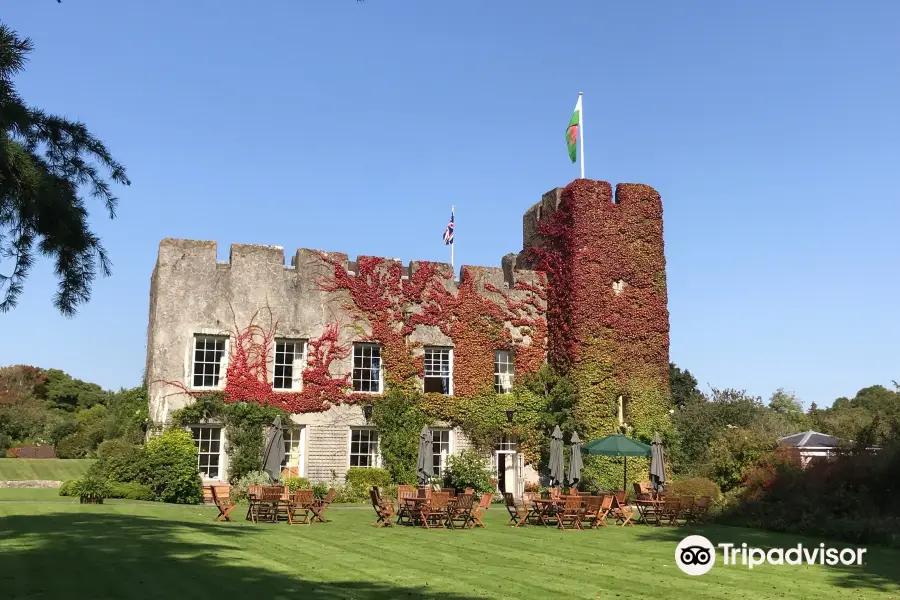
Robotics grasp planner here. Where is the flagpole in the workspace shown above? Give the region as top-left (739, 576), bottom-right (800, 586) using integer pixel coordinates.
top-left (579, 92), bottom-right (585, 179)
top-left (450, 205), bottom-right (454, 269)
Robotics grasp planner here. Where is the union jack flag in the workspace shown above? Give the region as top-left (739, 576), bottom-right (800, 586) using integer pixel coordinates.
top-left (442, 209), bottom-right (454, 245)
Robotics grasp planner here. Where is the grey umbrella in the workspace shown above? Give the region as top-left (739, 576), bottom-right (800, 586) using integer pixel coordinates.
top-left (262, 416), bottom-right (285, 483)
top-left (567, 431), bottom-right (584, 486)
top-left (548, 425), bottom-right (565, 487)
top-left (416, 425), bottom-right (433, 485)
top-left (649, 431), bottom-right (667, 493)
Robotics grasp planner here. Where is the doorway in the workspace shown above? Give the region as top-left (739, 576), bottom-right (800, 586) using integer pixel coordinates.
top-left (494, 436), bottom-right (523, 497)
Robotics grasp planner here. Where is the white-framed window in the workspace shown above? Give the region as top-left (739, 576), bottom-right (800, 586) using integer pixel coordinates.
top-left (281, 426), bottom-right (306, 477)
top-left (496, 435), bottom-right (518, 452)
top-left (192, 335), bottom-right (227, 389)
top-left (191, 426), bottom-right (223, 479)
top-left (494, 350), bottom-right (514, 393)
top-left (424, 346), bottom-right (452, 394)
top-left (274, 339), bottom-right (307, 391)
top-left (352, 343), bottom-right (382, 393)
top-left (432, 428), bottom-right (452, 477)
top-left (349, 427), bottom-right (380, 467)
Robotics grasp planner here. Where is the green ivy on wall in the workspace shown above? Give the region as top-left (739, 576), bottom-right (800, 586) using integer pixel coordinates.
top-left (170, 392), bottom-right (288, 484)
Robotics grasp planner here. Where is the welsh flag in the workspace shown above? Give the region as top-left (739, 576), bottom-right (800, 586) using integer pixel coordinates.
top-left (566, 95), bottom-right (582, 163)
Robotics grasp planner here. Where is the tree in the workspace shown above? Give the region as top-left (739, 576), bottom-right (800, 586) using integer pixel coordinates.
top-left (768, 388), bottom-right (807, 432)
top-left (0, 23), bottom-right (129, 316)
top-left (669, 363), bottom-right (704, 408)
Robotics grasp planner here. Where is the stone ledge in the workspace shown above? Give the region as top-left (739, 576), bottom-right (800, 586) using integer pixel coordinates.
top-left (0, 480), bottom-right (63, 488)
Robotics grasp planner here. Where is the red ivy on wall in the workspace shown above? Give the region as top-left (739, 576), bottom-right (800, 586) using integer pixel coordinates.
top-left (161, 307), bottom-right (354, 413)
top-left (317, 254), bottom-right (547, 397)
top-left (528, 179), bottom-right (669, 384)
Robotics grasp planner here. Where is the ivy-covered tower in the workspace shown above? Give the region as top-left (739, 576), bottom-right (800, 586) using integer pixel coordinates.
top-left (513, 179), bottom-right (672, 441)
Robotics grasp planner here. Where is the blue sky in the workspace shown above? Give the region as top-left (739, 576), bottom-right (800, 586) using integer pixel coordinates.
top-left (1, 1), bottom-right (898, 407)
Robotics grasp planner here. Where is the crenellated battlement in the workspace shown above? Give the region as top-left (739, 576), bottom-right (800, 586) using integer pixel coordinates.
top-left (155, 238), bottom-right (541, 289)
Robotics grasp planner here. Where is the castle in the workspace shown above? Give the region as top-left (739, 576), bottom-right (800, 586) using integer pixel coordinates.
top-left (145, 179), bottom-right (670, 492)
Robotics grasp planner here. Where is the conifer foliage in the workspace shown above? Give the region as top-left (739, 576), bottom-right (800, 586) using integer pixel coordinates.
top-left (0, 22), bottom-right (129, 316)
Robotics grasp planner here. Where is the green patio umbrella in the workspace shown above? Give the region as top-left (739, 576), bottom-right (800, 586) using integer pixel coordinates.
top-left (580, 434), bottom-right (651, 492)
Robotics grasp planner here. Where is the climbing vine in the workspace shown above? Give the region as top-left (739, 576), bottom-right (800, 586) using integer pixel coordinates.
top-left (316, 254), bottom-right (547, 399)
top-left (170, 392), bottom-right (288, 484)
top-left (528, 179), bottom-right (673, 490)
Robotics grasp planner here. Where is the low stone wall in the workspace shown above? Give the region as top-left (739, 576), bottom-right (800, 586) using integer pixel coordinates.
top-left (0, 480), bottom-right (63, 488)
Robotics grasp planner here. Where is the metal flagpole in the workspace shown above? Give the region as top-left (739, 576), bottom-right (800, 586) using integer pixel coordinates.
top-left (450, 205), bottom-right (454, 268)
top-left (579, 92), bottom-right (585, 179)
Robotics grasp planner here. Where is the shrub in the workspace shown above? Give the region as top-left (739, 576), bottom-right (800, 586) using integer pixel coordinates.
top-left (345, 467), bottom-right (391, 490)
top-left (107, 482), bottom-right (155, 501)
top-left (73, 474), bottom-right (110, 499)
top-left (142, 429), bottom-right (203, 504)
top-left (232, 470), bottom-right (272, 502)
top-left (703, 426), bottom-right (777, 492)
top-left (442, 450), bottom-right (494, 494)
top-left (312, 481), bottom-right (331, 500)
top-left (58, 479), bottom-right (79, 496)
top-left (719, 445), bottom-right (900, 547)
top-left (92, 438), bottom-right (147, 484)
top-left (667, 476), bottom-right (721, 501)
top-left (283, 476), bottom-right (310, 494)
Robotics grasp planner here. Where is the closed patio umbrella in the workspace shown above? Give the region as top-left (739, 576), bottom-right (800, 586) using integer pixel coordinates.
top-left (416, 426), bottom-right (433, 485)
top-left (649, 432), bottom-right (667, 494)
top-left (580, 433), bottom-right (651, 492)
top-left (262, 416), bottom-right (285, 483)
top-left (548, 425), bottom-right (565, 487)
top-left (567, 432), bottom-right (583, 487)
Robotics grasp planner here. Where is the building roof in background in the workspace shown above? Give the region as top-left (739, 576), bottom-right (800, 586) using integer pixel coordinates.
top-left (779, 430), bottom-right (842, 449)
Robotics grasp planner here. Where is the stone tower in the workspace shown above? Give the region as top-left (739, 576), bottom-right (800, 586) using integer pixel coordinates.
top-left (513, 179), bottom-right (671, 440)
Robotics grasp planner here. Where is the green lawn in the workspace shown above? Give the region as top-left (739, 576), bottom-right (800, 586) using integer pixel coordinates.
top-left (0, 494), bottom-right (897, 599)
top-left (0, 458), bottom-right (95, 481)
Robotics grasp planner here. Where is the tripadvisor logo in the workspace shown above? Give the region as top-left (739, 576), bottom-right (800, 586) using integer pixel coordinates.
top-left (675, 535), bottom-right (867, 576)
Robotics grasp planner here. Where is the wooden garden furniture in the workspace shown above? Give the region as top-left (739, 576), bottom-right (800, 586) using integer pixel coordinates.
top-left (287, 489), bottom-right (314, 525)
top-left (246, 484), bottom-right (265, 521)
top-left (250, 486), bottom-right (284, 523)
top-left (693, 496), bottom-right (712, 523)
top-left (658, 496), bottom-right (683, 526)
top-left (441, 488), bottom-right (457, 497)
top-left (395, 485), bottom-right (417, 525)
top-left (448, 492), bottom-right (475, 529)
top-left (611, 491), bottom-right (635, 526)
top-left (504, 492), bottom-right (528, 527)
top-left (580, 495), bottom-right (603, 529)
top-left (210, 485), bottom-right (236, 522)
top-left (423, 492), bottom-right (451, 529)
top-left (470, 492), bottom-right (492, 528)
top-left (557, 495), bottom-right (585, 530)
top-left (310, 488), bottom-right (335, 523)
top-left (370, 487), bottom-right (395, 527)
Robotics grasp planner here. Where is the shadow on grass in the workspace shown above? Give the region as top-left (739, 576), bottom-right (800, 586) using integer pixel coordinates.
top-left (0, 512), bottom-right (485, 599)
top-left (632, 521), bottom-right (900, 594)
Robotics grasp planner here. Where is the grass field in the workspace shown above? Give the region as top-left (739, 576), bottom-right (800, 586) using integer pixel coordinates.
top-left (0, 458), bottom-right (95, 481)
top-left (0, 491), bottom-right (897, 599)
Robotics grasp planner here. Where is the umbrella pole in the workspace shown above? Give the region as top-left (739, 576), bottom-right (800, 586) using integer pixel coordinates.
top-left (623, 456), bottom-right (627, 492)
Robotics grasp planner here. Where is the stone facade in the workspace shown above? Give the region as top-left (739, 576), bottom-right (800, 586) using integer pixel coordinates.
top-left (145, 180), bottom-right (669, 487)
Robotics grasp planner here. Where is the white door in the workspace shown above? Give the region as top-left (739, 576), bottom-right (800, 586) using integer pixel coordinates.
top-left (515, 452), bottom-right (525, 498)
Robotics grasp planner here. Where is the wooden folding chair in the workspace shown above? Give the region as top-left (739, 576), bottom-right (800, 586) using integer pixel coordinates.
top-left (470, 492), bottom-right (492, 528)
top-left (581, 496), bottom-right (602, 529)
top-left (693, 496), bottom-right (712, 523)
top-left (504, 492), bottom-right (528, 527)
top-left (557, 495), bottom-right (584, 530)
top-left (310, 488), bottom-right (335, 523)
top-left (246, 484), bottom-right (264, 521)
top-left (423, 492), bottom-right (451, 529)
top-left (448, 493), bottom-right (475, 529)
top-left (612, 491), bottom-right (635, 526)
top-left (287, 489), bottom-right (314, 525)
top-left (370, 487), bottom-right (395, 527)
top-left (211, 485), bottom-right (236, 522)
